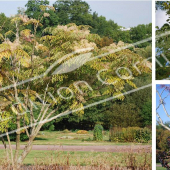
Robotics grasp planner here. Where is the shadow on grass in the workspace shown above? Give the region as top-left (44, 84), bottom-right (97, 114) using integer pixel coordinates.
top-left (34, 137), bottom-right (48, 141)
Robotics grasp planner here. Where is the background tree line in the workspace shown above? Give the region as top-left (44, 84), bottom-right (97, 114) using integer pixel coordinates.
top-left (0, 0), bottom-right (152, 47)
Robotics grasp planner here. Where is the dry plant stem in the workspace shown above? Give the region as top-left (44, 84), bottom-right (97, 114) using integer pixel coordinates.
top-left (6, 131), bottom-right (14, 167)
top-left (13, 80), bottom-right (21, 164)
top-left (1, 136), bottom-right (10, 163)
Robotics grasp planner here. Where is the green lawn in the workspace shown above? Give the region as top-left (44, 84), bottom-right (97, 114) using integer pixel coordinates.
top-left (0, 130), bottom-right (151, 146)
top-left (156, 165), bottom-right (165, 170)
top-left (0, 130), bottom-right (152, 167)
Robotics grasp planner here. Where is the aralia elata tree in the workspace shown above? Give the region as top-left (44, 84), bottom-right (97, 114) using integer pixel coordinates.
top-left (0, 5), bottom-right (151, 169)
top-left (157, 85), bottom-right (170, 130)
top-left (156, 84), bottom-right (170, 168)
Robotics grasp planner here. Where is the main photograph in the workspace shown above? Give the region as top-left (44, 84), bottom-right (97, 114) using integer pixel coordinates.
top-left (0, 0), bottom-right (152, 169)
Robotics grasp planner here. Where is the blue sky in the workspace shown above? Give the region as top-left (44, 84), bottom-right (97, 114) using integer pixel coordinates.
top-left (0, 1), bottom-right (152, 28)
top-left (156, 85), bottom-right (170, 124)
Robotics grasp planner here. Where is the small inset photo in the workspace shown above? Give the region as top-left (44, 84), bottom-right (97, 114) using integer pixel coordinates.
top-left (156, 2), bottom-right (170, 80)
top-left (156, 84), bottom-right (170, 169)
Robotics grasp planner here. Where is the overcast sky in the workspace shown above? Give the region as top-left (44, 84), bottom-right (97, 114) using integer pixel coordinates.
top-left (156, 9), bottom-right (168, 28)
top-left (0, 0), bottom-right (152, 28)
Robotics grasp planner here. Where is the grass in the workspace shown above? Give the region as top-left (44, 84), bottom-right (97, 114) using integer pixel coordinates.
top-left (156, 164), bottom-right (165, 170)
top-left (0, 130), bottom-right (152, 169)
top-left (0, 130), bottom-right (152, 146)
top-left (0, 149), bottom-right (151, 168)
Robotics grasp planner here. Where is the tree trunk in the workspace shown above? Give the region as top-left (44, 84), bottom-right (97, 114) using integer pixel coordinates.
top-left (14, 115), bottom-right (21, 164)
top-left (6, 131), bottom-right (14, 167)
top-left (16, 124), bottom-right (43, 168)
top-left (17, 135), bottom-right (35, 166)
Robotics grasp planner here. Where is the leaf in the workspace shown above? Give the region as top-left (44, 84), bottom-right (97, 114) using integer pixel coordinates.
top-left (126, 80), bottom-right (137, 89)
top-left (11, 106), bottom-right (18, 115)
top-left (0, 50), bottom-right (11, 61)
top-left (20, 29), bottom-right (31, 38)
top-left (0, 33), bottom-right (4, 40)
top-left (5, 30), bottom-right (14, 37)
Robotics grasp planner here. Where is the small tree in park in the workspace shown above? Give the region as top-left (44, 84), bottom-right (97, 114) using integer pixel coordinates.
top-left (93, 124), bottom-right (103, 141)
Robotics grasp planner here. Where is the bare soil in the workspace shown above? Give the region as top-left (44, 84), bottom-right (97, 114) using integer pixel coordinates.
top-left (0, 144), bottom-right (151, 153)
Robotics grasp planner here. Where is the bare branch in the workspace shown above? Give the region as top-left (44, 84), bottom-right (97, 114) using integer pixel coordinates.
top-left (156, 89), bottom-right (170, 118)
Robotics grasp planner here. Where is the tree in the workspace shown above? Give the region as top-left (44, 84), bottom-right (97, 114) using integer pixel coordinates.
top-left (0, 13), bottom-right (15, 43)
top-left (141, 100), bottom-right (152, 127)
top-left (25, 0), bottom-right (50, 19)
top-left (53, 0), bottom-right (132, 43)
top-left (25, 0), bottom-right (58, 34)
top-left (105, 103), bottom-right (142, 128)
top-left (0, 5), bottom-right (151, 169)
top-left (24, 0), bottom-right (151, 44)
top-left (156, 85), bottom-right (170, 130)
top-left (129, 23), bottom-right (152, 48)
top-left (53, 0), bottom-right (91, 25)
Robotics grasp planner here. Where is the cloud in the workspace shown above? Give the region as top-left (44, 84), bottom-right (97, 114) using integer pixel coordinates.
top-left (156, 9), bottom-right (168, 28)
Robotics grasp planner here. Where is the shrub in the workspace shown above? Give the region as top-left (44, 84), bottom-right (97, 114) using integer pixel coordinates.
top-left (135, 127), bottom-right (151, 143)
top-left (109, 127), bottom-right (124, 142)
top-left (7, 132), bottom-right (29, 142)
top-left (157, 128), bottom-right (170, 151)
top-left (76, 130), bottom-right (88, 134)
top-left (49, 125), bottom-right (55, 131)
top-left (93, 124), bottom-right (103, 141)
top-left (63, 129), bottom-right (70, 133)
top-left (110, 127), bottom-right (151, 143)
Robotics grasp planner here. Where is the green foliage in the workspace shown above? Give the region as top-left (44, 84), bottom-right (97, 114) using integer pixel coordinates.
top-left (156, 67), bottom-right (170, 80)
top-left (41, 120), bottom-right (55, 131)
top-left (135, 45), bottom-right (152, 59)
top-left (0, 13), bottom-right (15, 43)
top-left (156, 2), bottom-right (170, 79)
top-left (156, 124), bottom-right (170, 151)
top-left (55, 74), bottom-right (151, 130)
top-left (110, 127), bottom-right (151, 143)
top-left (25, 0), bottom-right (58, 33)
top-left (129, 23), bottom-right (152, 48)
top-left (0, 2), bottom-right (152, 167)
top-left (0, 111), bottom-right (12, 133)
top-left (8, 132), bottom-right (29, 142)
top-left (93, 124), bottom-right (103, 141)
top-left (25, 0), bottom-right (151, 44)
top-left (63, 129), bottom-right (70, 133)
top-left (105, 103), bottom-right (142, 128)
top-left (141, 100), bottom-right (152, 127)
top-left (48, 125), bottom-right (55, 131)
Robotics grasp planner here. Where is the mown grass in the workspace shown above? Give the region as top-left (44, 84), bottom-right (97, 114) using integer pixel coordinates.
top-left (156, 165), bottom-right (165, 170)
top-left (0, 130), bottom-right (151, 146)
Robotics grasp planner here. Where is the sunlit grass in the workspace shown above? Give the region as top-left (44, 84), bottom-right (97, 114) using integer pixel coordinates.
top-left (0, 130), bottom-right (151, 146)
